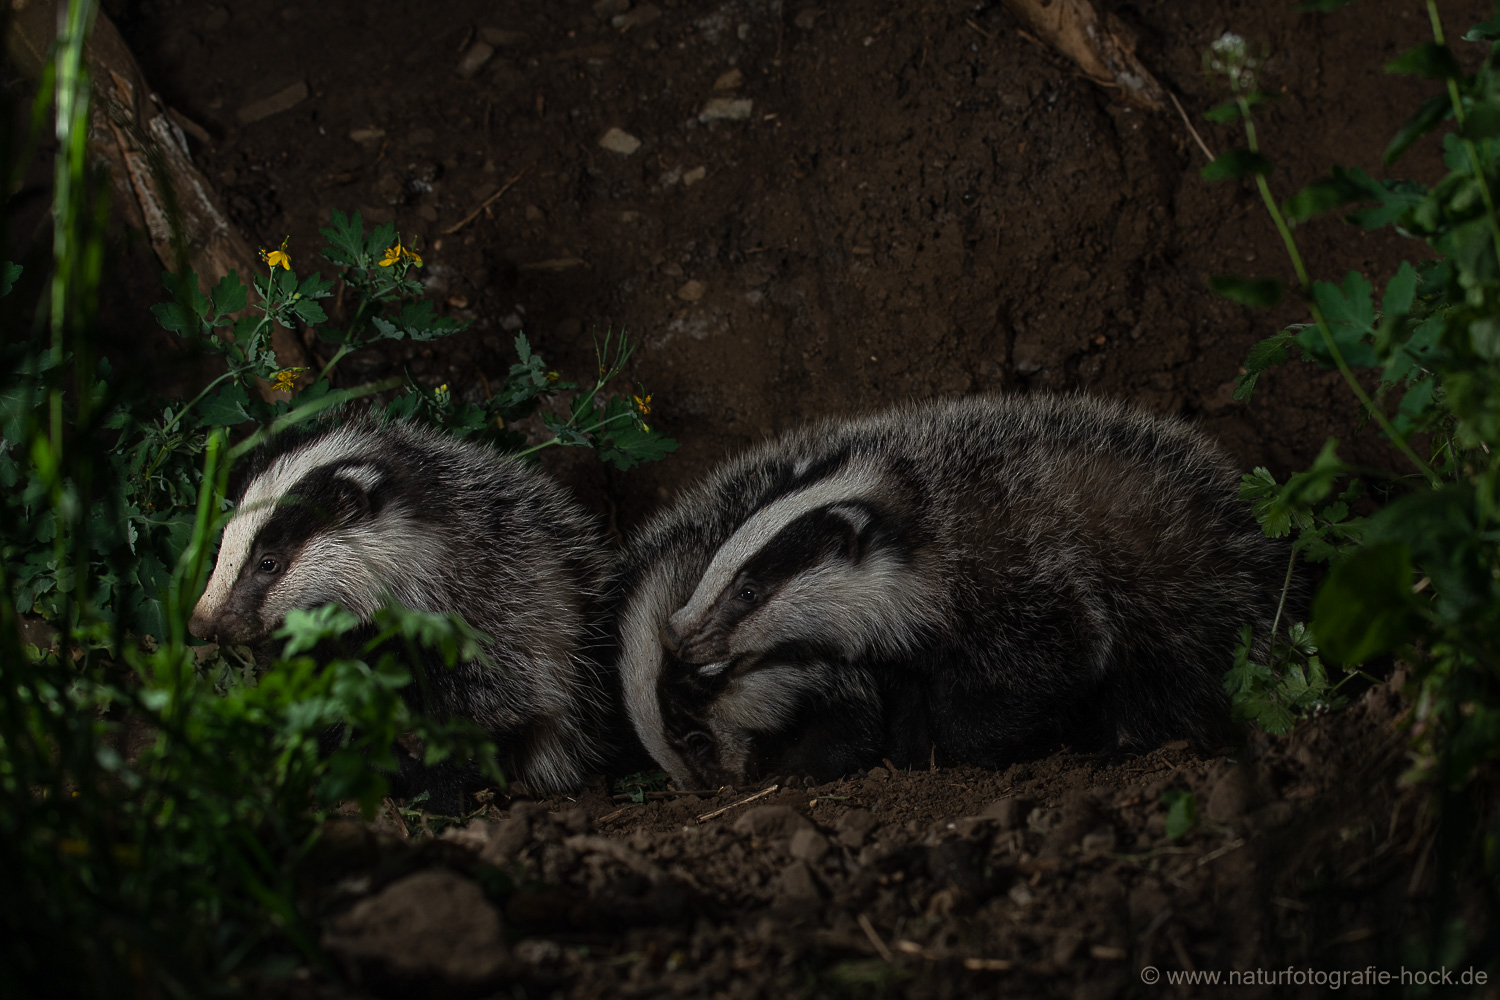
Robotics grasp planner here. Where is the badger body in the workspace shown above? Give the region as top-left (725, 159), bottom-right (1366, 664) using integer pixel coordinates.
top-left (190, 418), bottom-right (613, 804)
top-left (617, 394), bottom-right (1288, 789)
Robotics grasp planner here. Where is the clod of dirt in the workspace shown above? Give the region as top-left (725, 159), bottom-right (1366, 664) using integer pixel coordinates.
top-left (771, 860), bottom-right (824, 904)
top-left (732, 805), bottom-right (813, 842)
top-left (835, 807), bottom-right (881, 848)
top-left (321, 870), bottom-right (506, 994)
top-left (979, 795), bottom-right (1032, 830)
top-left (788, 826), bottom-right (831, 864)
top-left (1205, 763), bottom-right (1259, 822)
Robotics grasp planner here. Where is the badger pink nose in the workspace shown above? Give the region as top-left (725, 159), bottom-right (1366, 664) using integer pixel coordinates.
top-left (188, 608), bottom-right (215, 641)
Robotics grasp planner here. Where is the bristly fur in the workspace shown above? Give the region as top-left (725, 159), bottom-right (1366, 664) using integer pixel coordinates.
top-left (190, 416), bottom-right (613, 802)
top-left (615, 394), bottom-right (1291, 789)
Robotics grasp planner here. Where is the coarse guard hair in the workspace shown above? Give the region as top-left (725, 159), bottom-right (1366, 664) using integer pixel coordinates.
top-left (616, 394), bottom-right (1289, 789)
top-left (190, 416), bottom-right (613, 800)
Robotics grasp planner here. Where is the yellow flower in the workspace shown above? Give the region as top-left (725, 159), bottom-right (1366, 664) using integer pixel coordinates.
top-left (380, 236), bottom-right (422, 268)
top-left (271, 367), bottom-right (306, 393)
top-left (260, 236), bottom-right (291, 270)
top-left (633, 393), bottom-right (653, 416)
top-left (546, 371), bottom-right (560, 382)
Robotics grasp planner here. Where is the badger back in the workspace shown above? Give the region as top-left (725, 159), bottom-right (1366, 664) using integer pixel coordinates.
top-left (617, 394), bottom-right (1288, 787)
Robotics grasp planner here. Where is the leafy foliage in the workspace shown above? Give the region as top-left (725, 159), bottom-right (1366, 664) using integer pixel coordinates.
top-left (1206, 11), bottom-right (1500, 787)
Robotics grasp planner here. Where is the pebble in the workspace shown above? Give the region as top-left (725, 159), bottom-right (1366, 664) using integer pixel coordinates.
top-left (612, 3), bottom-right (662, 30)
top-left (599, 127), bottom-right (642, 155)
top-left (237, 81), bottom-right (308, 124)
top-left (456, 41), bottom-right (495, 79)
top-left (682, 166), bottom-right (707, 187)
top-left (699, 98), bottom-right (754, 122)
top-left (348, 127), bottom-right (385, 145)
top-left (714, 67), bottom-right (744, 90)
top-left (1207, 766), bottom-right (1256, 822)
top-left (676, 279), bottom-right (706, 302)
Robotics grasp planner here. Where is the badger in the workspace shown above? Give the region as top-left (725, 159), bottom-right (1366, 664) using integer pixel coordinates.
top-left (616, 394), bottom-right (1289, 790)
top-left (189, 417), bottom-right (613, 809)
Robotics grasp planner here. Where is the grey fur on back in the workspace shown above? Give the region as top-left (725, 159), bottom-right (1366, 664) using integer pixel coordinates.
top-left (615, 394), bottom-right (1287, 789)
top-left (190, 417), bottom-right (613, 794)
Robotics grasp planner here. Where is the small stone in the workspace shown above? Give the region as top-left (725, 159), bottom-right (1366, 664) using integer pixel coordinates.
top-left (612, 3), bottom-right (661, 30)
top-left (479, 27), bottom-right (529, 47)
top-left (592, 0), bottom-right (630, 16)
top-left (237, 81), bottom-right (308, 124)
top-left (1008, 881), bottom-right (1035, 907)
top-left (732, 805), bottom-right (810, 840)
top-left (349, 127), bottom-right (386, 145)
top-left (524, 204), bottom-right (544, 222)
top-left (676, 279), bottom-right (706, 302)
top-left (714, 67), bottom-right (744, 90)
top-left (456, 41), bottom-right (495, 79)
top-left (788, 827), bottom-right (830, 864)
top-left (699, 98), bottom-right (754, 122)
top-left (599, 127), bottom-right (642, 155)
top-left (682, 166), bottom-right (707, 187)
top-left (835, 808), bottom-right (879, 849)
top-left (794, 8), bottom-right (823, 30)
top-left (772, 860), bottom-right (823, 902)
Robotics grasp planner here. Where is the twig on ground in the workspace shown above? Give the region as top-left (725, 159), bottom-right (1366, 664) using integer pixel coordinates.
top-left (858, 914), bottom-right (894, 962)
top-left (442, 162), bottom-right (534, 235)
top-left (1169, 91), bottom-right (1216, 162)
top-left (696, 784), bottom-right (779, 823)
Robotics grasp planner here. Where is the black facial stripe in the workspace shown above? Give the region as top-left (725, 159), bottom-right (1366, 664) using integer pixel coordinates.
top-left (254, 463), bottom-right (384, 552)
top-left (739, 503), bottom-right (886, 589)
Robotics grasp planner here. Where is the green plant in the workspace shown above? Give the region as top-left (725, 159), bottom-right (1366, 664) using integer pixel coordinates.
top-left (0, 2), bottom-right (676, 993)
top-left (1203, 7), bottom-right (1500, 787)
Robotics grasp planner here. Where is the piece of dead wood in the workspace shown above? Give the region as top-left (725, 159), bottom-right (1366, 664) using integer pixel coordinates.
top-left (7, 1), bottom-right (310, 392)
top-left (1000, 0), bottom-right (1166, 111)
top-left (695, 784), bottom-right (779, 823)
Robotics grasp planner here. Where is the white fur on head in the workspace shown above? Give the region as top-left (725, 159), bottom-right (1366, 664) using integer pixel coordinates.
top-left (192, 428), bottom-right (377, 627)
top-left (671, 463), bottom-right (886, 629)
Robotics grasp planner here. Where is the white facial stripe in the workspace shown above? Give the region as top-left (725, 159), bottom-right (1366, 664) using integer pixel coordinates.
top-left (675, 463), bottom-right (886, 625)
top-left (192, 426), bottom-right (377, 624)
top-left (620, 561), bottom-right (697, 786)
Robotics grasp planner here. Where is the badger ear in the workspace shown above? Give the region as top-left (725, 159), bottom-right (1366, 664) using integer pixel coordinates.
top-left (323, 473), bottom-right (374, 525)
top-left (821, 502), bottom-right (876, 562)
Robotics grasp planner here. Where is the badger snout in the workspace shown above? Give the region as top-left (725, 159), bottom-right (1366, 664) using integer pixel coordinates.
top-left (188, 603), bottom-right (261, 644)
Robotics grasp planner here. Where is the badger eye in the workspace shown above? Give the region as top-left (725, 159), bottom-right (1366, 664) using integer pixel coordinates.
top-left (737, 586), bottom-right (758, 603)
top-left (257, 557), bottom-right (279, 574)
top-left (682, 731), bottom-right (712, 754)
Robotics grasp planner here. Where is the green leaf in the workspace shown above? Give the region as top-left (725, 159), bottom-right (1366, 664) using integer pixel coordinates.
top-left (1382, 260), bottom-right (1418, 318)
top-left (1463, 19), bottom-right (1500, 41)
top-left (1201, 149), bottom-right (1274, 181)
top-left (291, 298), bottom-right (328, 325)
top-left (1385, 94), bottom-right (1451, 165)
top-left (318, 210), bottom-right (368, 267)
top-left (1301, 272), bottom-right (1379, 368)
top-left (1202, 92), bottom-right (1274, 123)
top-left (1313, 542), bottom-right (1418, 665)
top-left (197, 383), bottom-right (255, 427)
top-left (1, 261), bottom-right (20, 297)
top-left (1210, 275), bottom-right (1283, 306)
top-left (1461, 99), bottom-right (1500, 140)
top-left (209, 271), bottom-right (248, 321)
top-left (1385, 42), bottom-right (1461, 80)
top-left (1161, 790), bottom-right (1197, 839)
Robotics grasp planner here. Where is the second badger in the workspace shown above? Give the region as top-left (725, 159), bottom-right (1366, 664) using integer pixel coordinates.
top-left (189, 418), bottom-right (613, 806)
top-left (617, 394), bottom-right (1288, 789)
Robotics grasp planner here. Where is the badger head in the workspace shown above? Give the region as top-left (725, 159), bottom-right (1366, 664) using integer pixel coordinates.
top-left (661, 466), bottom-right (942, 676)
top-left (189, 428), bottom-right (445, 643)
top-left (654, 654), bottom-right (885, 789)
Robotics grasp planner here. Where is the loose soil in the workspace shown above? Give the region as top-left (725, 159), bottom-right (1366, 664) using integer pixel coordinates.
top-left (33, 0), bottom-right (1500, 995)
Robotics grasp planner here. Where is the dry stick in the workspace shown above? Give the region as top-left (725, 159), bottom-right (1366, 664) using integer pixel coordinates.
top-left (695, 784), bottom-right (779, 823)
top-left (858, 914), bottom-right (895, 963)
top-left (1169, 91), bottom-right (1216, 162)
top-left (442, 162), bottom-right (535, 235)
